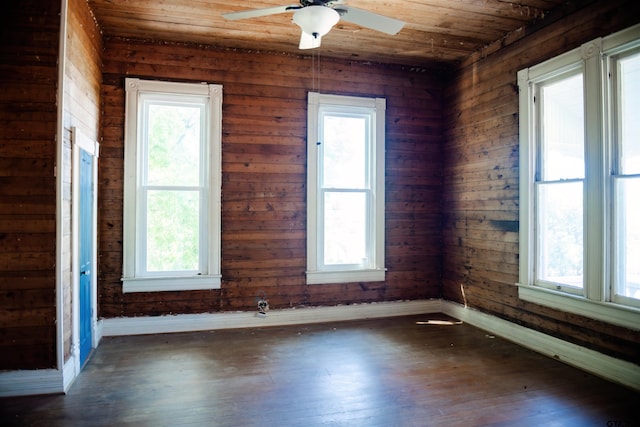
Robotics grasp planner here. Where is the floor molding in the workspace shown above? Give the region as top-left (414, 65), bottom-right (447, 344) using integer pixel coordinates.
top-left (4, 299), bottom-right (638, 396)
top-left (0, 354), bottom-right (78, 398)
top-left (62, 356), bottom-right (78, 393)
top-left (0, 363), bottom-right (70, 397)
top-left (0, 370), bottom-right (62, 397)
top-left (101, 299), bottom-right (443, 337)
top-left (441, 301), bottom-right (640, 391)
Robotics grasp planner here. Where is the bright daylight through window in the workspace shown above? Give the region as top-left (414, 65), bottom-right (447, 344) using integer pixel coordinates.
top-left (517, 24), bottom-right (640, 329)
top-left (306, 93), bottom-right (386, 285)
top-left (613, 51), bottom-right (640, 305)
top-left (536, 72), bottom-right (585, 291)
top-left (122, 79), bottom-right (222, 292)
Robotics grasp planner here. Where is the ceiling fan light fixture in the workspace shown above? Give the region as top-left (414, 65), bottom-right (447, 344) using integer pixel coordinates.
top-left (293, 5), bottom-right (340, 38)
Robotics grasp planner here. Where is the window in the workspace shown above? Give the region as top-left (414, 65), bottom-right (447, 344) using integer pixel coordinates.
top-left (536, 71), bottom-right (585, 292)
top-left (306, 93), bottom-right (386, 284)
top-left (122, 78), bottom-right (222, 292)
top-left (517, 24), bottom-right (640, 329)
top-left (613, 47), bottom-right (640, 307)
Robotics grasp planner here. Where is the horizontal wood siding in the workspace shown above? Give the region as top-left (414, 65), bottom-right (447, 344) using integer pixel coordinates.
top-left (0, 1), bottom-right (61, 369)
top-left (99, 39), bottom-right (445, 317)
top-left (442, 0), bottom-right (640, 364)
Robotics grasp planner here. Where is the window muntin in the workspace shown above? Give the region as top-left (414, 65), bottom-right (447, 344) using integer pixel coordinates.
top-left (319, 110), bottom-right (372, 269)
top-left (535, 181), bottom-right (584, 290)
top-left (144, 100), bottom-right (202, 186)
top-left (139, 96), bottom-right (206, 276)
top-left (616, 51), bottom-right (640, 175)
top-left (539, 73), bottom-right (585, 181)
top-left (322, 191), bottom-right (368, 267)
top-left (614, 177), bottom-right (640, 304)
top-left (144, 189), bottom-right (200, 273)
top-left (123, 78), bottom-right (222, 292)
top-left (321, 113), bottom-right (368, 189)
top-left (535, 72), bottom-right (585, 291)
top-left (517, 24), bottom-right (640, 329)
top-left (613, 49), bottom-right (640, 306)
top-left (306, 93), bottom-right (385, 284)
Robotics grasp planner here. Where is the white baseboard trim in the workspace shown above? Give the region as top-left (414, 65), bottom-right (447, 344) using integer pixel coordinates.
top-left (102, 299), bottom-right (443, 336)
top-left (0, 300), bottom-right (439, 397)
top-left (441, 301), bottom-right (640, 391)
top-left (0, 353), bottom-right (79, 398)
top-left (0, 369), bottom-right (62, 397)
top-left (62, 356), bottom-right (78, 393)
top-left (94, 317), bottom-right (104, 346)
top-left (5, 299), bottom-right (637, 396)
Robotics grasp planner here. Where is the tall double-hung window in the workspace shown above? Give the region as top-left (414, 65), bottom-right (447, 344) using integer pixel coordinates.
top-left (122, 78), bottom-right (222, 292)
top-left (306, 93), bottom-right (386, 284)
top-left (517, 24), bottom-right (640, 329)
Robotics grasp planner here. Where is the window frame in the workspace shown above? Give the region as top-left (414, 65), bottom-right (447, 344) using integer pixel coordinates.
top-left (534, 67), bottom-right (585, 295)
top-left (122, 78), bottom-right (222, 293)
top-left (306, 92), bottom-right (386, 285)
top-left (609, 45), bottom-right (640, 308)
top-left (517, 24), bottom-right (640, 330)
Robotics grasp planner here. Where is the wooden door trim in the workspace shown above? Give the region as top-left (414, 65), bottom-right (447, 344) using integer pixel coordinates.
top-left (71, 126), bottom-right (100, 376)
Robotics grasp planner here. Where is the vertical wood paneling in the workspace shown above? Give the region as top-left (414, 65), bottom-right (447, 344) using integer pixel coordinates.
top-left (99, 39), bottom-right (446, 317)
top-left (0, 1), bottom-right (61, 369)
top-left (442, 0), bottom-right (640, 364)
top-left (61, 0), bottom-right (103, 362)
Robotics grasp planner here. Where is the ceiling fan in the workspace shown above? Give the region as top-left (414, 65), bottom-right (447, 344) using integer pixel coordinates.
top-left (222, 0), bottom-right (406, 50)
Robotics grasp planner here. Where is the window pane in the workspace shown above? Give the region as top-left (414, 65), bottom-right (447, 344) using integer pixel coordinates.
top-left (323, 192), bottom-right (367, 265)
top-left (618, 52), bottom-right (640, 175)
top-left (147, 103), bottom-right (201, 186)
top-left (322, 114), bottom-right (367, 189)
top-left (540, 74), bottom-right (584, 180)
top-left (146, 190), bottom-right (199, 272)
top-left (615, 177), bottom-right (640, 300)
top-left (536, 181), bottom-right (583, 288)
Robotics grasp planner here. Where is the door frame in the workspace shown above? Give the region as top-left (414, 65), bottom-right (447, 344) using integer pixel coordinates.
top-left (71, 126), bottom-right (100, 373)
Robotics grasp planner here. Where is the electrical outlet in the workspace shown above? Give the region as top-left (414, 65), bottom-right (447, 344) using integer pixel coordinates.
top-left (257, 299), bottom-right (269, 313)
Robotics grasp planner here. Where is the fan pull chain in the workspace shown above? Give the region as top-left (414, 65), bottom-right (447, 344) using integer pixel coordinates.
top-left (311, 48), bottom-right (321, 94)
top-left (312, 49), bottom-right (315, 93)
top-left (317, 49), bottom-right (321, 94)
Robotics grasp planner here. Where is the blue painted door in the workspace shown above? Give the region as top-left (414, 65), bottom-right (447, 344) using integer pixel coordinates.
top-left (79, 149), bottom-right (93, 367)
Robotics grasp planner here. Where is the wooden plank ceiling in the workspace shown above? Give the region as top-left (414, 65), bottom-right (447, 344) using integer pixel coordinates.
top-left (87, 0), bottom-right (570, 66)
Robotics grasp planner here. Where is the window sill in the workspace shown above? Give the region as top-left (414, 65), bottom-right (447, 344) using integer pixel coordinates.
top-left (306, 269), bottom-right (385, 285)
top-left (517, 283), bottom-right (640, 331)
top-left (122, 275), bottom-right (221, 293)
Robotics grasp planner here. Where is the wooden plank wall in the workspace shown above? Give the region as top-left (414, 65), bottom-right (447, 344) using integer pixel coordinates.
top-left (99, 39), bottom-right (446, 317)
top-left (62, 0), bottom-right (103, 361)
top-left (442, 0), bottom-right (640, 365)
top-left (0, 1), bottom-right (61, 369)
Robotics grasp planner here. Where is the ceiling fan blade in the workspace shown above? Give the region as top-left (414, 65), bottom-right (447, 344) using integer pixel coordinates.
top-left (334, 6), bottom-right (405, 35)
top-left (299, 31), bottom-right (322, 49)
top-left (222, 5), bottom-right (298, 21)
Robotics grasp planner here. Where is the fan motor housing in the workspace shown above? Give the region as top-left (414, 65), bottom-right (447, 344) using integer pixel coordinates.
top-left (301, 0), bottom-right (339, 6)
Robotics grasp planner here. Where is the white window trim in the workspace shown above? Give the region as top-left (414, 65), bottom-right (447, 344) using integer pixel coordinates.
top-left (517, 24), bottom-right (640, 330)
top-left (122, 78), bottom-right (222, 293)
top-left (306, 92), bottom-right (386, 285)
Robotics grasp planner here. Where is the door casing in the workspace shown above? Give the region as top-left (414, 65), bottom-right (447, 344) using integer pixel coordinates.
top-left (71, 127), bottom-right (100, 372)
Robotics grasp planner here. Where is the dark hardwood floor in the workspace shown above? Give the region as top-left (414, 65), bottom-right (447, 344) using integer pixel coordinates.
top-left (1, 314), bottom-right (638, 426)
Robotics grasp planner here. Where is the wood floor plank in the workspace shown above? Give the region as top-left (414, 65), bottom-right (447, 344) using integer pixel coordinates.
top-left (1, 315), bottom-right (638, 426)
